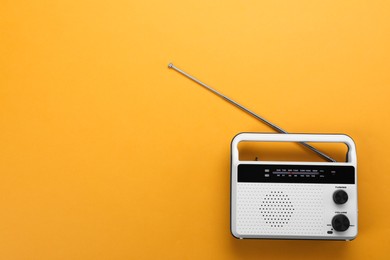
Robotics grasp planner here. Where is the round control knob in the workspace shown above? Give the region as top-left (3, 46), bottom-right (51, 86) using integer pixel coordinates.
top-left (332, 214), bottom-right (350, 232)
top-left (333, 190), bottom-right (348, 204)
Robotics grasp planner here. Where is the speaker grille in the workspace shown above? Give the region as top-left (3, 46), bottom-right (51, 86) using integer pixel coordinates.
top-left (236, 184), bottom-right (324, 235)
top-left (260, 191), bottom-right (294, 228)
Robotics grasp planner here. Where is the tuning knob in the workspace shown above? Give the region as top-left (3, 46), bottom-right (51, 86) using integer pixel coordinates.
top-left (332, 214), bottom-right (350, 232)
top-left (333, 190), bottom-right (348, 204)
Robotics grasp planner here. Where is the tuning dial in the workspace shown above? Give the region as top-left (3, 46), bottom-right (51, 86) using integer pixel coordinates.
top-left (333, 190), bottom-right (348, 204)
top-left (332, 214), bottom-right (350, 232)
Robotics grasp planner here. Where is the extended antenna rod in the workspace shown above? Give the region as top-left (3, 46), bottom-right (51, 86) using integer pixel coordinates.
top-left (168, 63), bottom-right (336, 162)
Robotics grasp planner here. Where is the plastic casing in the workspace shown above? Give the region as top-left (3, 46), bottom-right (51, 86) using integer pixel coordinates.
top-left (231, 133), bottom-right (358, 240)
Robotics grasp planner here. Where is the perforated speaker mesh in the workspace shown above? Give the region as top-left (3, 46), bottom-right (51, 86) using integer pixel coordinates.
top-left (236, 184), bottom-right (324, 235)
top-left (260, 191), bottom-right (294, 228)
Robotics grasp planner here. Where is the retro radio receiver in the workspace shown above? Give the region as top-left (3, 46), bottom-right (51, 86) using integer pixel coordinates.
top-left (231, 133), bottom-right (357, 240)
top-left (168, 63), bottom-right (358, 240)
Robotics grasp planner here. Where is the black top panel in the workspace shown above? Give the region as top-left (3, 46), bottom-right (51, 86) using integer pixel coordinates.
top-left (237, 164), bottom-right (355, 184)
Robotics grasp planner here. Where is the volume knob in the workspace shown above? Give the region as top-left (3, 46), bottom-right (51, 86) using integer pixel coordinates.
top-left (333, 190), bottom-right (348, 204)
top-left (332, 214), bottom-right (350, 232)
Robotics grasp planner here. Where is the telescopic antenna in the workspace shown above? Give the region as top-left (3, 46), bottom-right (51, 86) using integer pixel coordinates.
top-left (168, 63), bottom-right (336, 162)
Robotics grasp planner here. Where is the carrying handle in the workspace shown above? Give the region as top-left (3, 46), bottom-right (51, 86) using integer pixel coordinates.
top-left (231, 133), bottom-right (357, 164)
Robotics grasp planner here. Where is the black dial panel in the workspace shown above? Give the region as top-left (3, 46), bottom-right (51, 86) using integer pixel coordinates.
top-left (237, 164), bottom-right (355, 184)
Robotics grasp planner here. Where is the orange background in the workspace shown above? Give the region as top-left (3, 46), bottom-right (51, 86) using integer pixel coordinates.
top-left (1, 1), bottom-right (390, 259)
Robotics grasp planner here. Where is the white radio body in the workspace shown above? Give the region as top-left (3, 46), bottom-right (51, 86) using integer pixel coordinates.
top-left (231, 133), bottom-right (358, 240)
